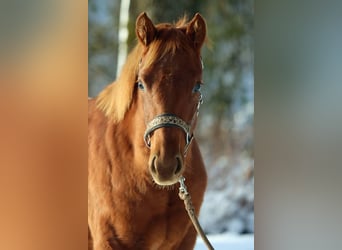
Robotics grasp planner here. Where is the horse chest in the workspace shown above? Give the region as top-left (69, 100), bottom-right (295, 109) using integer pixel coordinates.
top-left (112, 189), bottom-right (187, 249)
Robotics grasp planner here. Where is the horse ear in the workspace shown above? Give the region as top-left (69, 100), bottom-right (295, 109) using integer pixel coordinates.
top-left (186, 13), bottom-right (206, 50)
top-left (136, 12), bottom-right (156, 46)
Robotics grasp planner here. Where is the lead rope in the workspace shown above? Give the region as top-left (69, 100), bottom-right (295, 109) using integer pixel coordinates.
top-left (178, 176), bottom-right (215, 250)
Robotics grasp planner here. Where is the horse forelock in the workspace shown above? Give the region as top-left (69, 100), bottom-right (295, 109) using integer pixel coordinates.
top-left (142, 29), bottom-right (195, 71)
top-left (96, 16), bottom-right (199, 123)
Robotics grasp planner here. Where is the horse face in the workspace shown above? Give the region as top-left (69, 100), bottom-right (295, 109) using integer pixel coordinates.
top-left (135, 13), bottom-right (206, 186)
top-left (138, 55), bottom-right (203, 186)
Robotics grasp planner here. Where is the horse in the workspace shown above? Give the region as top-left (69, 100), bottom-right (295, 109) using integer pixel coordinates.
top-left (88, 12), bottom-right (208, 250)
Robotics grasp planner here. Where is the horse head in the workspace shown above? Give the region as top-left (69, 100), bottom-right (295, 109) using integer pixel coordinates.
top-left (135, 13), bottom-right (206, 186)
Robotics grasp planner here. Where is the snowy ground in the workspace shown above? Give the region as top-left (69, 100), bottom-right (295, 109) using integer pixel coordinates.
top-left (195, 233), bottom-right (254, 250)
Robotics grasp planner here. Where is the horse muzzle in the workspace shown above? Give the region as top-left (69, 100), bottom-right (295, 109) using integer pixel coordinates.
top-left (149, 153), bottom-right (183, 186)
top-left (144, 113), bottom-right (199, 186)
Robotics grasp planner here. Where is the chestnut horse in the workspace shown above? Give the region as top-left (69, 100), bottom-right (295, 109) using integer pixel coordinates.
top-left (88, 12), bottom-right (207, 250)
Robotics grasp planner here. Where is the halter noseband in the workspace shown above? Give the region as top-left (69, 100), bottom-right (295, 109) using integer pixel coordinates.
top-left (143, 93), bottom-right (203, 156)
top-left (143, 113), bottom-right (193, 154)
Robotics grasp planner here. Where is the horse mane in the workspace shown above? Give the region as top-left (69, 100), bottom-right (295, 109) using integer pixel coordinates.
top-left (96, 45), bottom-right (142, 122)
top-left (96, 15), bottom-right (198, 122)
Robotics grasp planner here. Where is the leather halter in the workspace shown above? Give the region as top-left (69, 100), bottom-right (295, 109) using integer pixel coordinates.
top-left (144, 114), bottom-right (193, 154)
top-left (143, 93), bottom-right (203, 156)
top-left (141, 57), bottom-right (204, 156)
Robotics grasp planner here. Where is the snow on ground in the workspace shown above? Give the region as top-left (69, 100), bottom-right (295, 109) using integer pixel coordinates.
top-left (197, 101), bottom-right (254, 235)
top-left (195, 233), bottom-right (254, 250)
top-left (199, 157), bottom-right (254, 234)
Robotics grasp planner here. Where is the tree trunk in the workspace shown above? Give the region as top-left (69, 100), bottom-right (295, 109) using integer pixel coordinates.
top-left (116, 0), bottom-right (131, 77)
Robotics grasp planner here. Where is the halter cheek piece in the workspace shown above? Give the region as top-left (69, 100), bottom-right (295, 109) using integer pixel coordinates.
top-left (143, 93), bottom-right (203, 156)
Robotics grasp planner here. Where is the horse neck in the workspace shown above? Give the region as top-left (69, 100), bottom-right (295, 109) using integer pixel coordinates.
top-left (120, 97), bottom-right (146, 151)
top-left (109, 99), bottom-right (151, 187)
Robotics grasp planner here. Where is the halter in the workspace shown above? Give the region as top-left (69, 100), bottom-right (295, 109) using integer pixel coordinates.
top-left (143, 92), bottom-right (203, 156)
top-left (141, 56), bottom-right (204, 156)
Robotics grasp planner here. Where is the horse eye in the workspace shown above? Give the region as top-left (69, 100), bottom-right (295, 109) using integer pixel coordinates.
top-left (137, 81), bottom-right (145, 90)
top-left (192, 82), bottom-right (202, 93)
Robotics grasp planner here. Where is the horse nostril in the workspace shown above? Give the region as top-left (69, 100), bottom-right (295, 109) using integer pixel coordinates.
top-left (151, 155), bottom-right (157, 174)
top-left (174, 156), bottom-right (182, 175)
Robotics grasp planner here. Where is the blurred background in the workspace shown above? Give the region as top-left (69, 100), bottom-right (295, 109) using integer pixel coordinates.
top-left (88, 0), bottom-right (254, 241)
